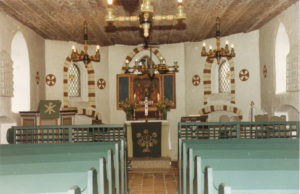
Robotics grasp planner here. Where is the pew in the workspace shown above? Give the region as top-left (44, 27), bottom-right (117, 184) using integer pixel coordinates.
top-left (0, 142), bottom-right (127, 194)
top-left (179, 139), bottom-right (299, 194)
top-left (0, 125), bottom-right (128, 194)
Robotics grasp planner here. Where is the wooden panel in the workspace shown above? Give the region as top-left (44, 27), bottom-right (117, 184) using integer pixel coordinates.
top-left (117, 74), bottom-right (130, 109)
top-left (163, 73), bottom-right (176, 108)
top-left (0, 0), bottom-right (297, 46)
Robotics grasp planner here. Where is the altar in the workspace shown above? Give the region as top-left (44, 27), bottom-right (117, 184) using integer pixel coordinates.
top-left (125, 120), bottom-right (170, 158)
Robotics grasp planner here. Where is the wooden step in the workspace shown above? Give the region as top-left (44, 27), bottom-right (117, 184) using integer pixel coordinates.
top-left (129, 157), bottom-right (171, 170)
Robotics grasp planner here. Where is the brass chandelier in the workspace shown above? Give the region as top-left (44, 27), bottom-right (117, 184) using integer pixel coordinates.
top-left (71, 21), bottom-right (100, 68)
top-left (122, 55), bottom-right (179, 78)
top-left (201, 17), bottom-right (235, 64)
top-left (105, 0), bottom-right (186, 38)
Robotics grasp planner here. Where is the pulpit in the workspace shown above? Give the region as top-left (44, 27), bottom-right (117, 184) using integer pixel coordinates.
top-left (20, 110), bottom-right (77, 126)
top-left (125, 120), bottom-right (170, 158)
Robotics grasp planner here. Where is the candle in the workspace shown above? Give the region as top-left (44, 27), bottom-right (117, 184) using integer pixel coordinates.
top-left (134, 93), bottom-right (136, 100)
top-left (157, 93), bottom-right (160, 101)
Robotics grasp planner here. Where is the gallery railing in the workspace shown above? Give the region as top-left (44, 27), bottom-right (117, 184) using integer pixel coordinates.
top-left (7, 124), bottom-right (126, 144)
top-left (178, 121), bottom-right (300, 139)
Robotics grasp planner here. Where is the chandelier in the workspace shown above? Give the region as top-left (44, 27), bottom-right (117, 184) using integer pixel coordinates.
top-left (201, 17), bottom-right (235, 64)
top-left (105, 0), bottom-right (186, 38)
top-left (122, 51), bottom-right (179, 79)
top-left (71, 21), bottom-right (100, 68)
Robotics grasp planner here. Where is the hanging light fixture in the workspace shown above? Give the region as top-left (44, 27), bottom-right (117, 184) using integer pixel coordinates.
top-left (122, 49), bottom-right (179, 79)
top-left (201, 17), bottom-right (235, 64)
top-left (71, 21), bottom-right (100, 68)
top-left (105, 0), bottom-right (186, 38)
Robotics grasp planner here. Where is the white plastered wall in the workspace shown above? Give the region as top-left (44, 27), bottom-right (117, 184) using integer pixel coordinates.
top-left (259, 1), bottom-right (300, 120)
top-left (0, 11), bottom-right (45, 126)
top-left (184, 30), bottom-right (262, 121)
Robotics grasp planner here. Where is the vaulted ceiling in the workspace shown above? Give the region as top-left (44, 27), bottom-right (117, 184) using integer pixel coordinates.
top-left (0, 0), bottom-right (298, 46)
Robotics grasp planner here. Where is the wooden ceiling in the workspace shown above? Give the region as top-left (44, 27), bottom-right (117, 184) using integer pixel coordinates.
top-left (0, 0), bottom-right (298, 46)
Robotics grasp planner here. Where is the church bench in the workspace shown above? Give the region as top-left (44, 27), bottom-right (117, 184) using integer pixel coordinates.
top-left (178, 121), bottom-right (300, 139)
top-left (0, 141), bottom-right (127, 194)
top-left (7, 124), bottom-right (126, 144)
top-left (179, 139), bottom-right (299, 194)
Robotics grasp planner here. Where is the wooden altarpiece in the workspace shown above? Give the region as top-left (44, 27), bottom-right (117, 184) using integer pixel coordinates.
top-left (116, 73), bottom-right (176, 120)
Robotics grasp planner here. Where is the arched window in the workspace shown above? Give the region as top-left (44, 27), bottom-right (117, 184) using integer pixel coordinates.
top-left (219, 61), bottom-right (230, 93)
top-left (11, 32), bottom-right (30, 113)
top-left (68, 63), bottom-right (80, 97)
top-left (275, 23), bottom-right (290, 94)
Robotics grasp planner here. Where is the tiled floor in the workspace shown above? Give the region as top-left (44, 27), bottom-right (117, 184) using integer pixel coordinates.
top-left (128, 168), bottom-right (178, 194)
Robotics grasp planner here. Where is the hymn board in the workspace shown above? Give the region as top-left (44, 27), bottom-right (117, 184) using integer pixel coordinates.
top-left (117, 73), bottom-right (176, 120)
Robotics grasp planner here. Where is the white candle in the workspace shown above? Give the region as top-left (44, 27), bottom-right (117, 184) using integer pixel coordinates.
top-left (145, 97), bottom-right (148, 116)
top-left (157, 93), bottom-right (160, 101)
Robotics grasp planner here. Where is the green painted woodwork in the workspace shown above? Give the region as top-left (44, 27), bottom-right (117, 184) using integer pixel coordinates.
top-left (7, 124), bottom-right (126, 144)
top-left (178, 121), bottom-right (300, 139)
top-left (0, 141), bottom-right (127, 194)
top-left (179, 139), bottom-right (300, 194)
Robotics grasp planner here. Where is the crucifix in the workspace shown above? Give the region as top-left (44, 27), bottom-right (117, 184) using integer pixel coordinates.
top-left (140, 97), bottom-right (153, 121)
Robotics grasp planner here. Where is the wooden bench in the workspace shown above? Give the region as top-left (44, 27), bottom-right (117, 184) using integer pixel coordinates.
top-left (0, 141), bottom-right (127, 194)
top-left (179, 139), bottom-right (299, 194)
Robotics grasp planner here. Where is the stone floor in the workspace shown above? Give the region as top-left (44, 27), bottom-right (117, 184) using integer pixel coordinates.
top-left (128, 168), bottom-right (178, 194)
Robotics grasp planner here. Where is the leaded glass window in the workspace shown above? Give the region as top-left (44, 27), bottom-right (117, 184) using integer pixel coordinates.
top-left (219, 61), bottom-right (230, 93)
top-left (68, 63), bottom-right (80, 97)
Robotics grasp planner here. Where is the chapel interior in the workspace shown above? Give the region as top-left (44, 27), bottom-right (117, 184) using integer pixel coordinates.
top-left (0, 0), bottom-right (299, 194)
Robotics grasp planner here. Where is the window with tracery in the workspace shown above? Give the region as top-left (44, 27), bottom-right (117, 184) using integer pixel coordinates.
top-left (219, 61), bottom-right (231, 93)
top-left (68, 63), bottom-right (80, 97)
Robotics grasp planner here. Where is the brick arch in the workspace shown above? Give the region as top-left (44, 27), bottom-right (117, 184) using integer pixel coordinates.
top-left (202, 59), bottom-right (236, 105)
top-left (63, 57), bottom-right (96, 109)
top-left (199, 104), bottom-right (243, 120)
top-left (123, 46), bottom-right (165, 66)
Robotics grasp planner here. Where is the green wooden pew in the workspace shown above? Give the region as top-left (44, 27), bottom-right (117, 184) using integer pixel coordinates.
top-left (179, 139), bottom-right (300, 194)
top-left (0, 141), bottom-right (127, 194)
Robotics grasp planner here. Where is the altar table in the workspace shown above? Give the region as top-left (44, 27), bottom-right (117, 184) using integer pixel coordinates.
top-left (125, 120), bottom-right (170, 158)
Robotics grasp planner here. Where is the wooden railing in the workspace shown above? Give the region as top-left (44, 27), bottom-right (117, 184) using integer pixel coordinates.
top-left (7, 124), bottom-right (126, 144)
top-left (178, 121), bottom-right (300, 139)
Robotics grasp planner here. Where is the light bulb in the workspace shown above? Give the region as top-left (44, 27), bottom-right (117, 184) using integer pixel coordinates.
top-left (96, 45), bottom-right (100, 51)
top-left (107, 0), bottom-right (113, 5)
top-left (231, 44), bottom-right (234, 48)
top-left (203, 42), bottom-right (206, 47)
top-left (225, 40), bottom-right (229, 45)
top-left (209, 45), bottom-right (213, 50)
top-left (178, 0), bottom-right (183, 3)
top-left (72, 45), bottom-right (76, 51)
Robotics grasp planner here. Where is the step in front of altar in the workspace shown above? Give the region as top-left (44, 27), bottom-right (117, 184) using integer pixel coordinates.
top-left (129, 157), bottom-right (171, 170)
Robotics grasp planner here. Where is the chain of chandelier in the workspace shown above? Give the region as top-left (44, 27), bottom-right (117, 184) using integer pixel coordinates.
top-left (70, 1), bottom-right (236, 72)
